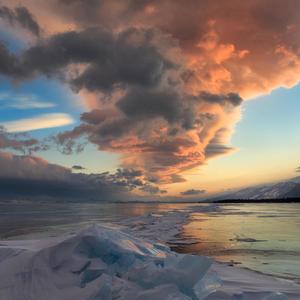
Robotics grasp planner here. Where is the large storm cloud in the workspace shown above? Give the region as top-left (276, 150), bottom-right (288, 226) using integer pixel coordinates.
top-left (0, 0), bottom-right (300, 187)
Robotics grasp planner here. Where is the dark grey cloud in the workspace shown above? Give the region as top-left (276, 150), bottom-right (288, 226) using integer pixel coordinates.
top-left (0, 176), bottom-right (120, 201)
top-left (181, 189), bottom-right (206, 196)
top-left (140, 184), bottom-right (167, 195)
top-left (117, 88), bottom-right (242, 133)
top-left (0, 6), bottom-right (40, 36)
top-left (0, 126), bottom-right (47, 154)
top-left (199, 92), bottom-right (243, 107)
top-left (16, 27), bottom-right (172, 92)
top-left (100, 168), bottom-right (165, 194)
top-left (0, 43), bottom-right (22, 77)
top-left (0, 151), bottom-right (167, 200)
top-left (205, 143), bottom-right (235, 159)
top-left (72, 165), bottom-right (86, 170)
top-left (117, 88), bottom-right (183, 124)
top-left (204, 128), bottom-right (235, 159)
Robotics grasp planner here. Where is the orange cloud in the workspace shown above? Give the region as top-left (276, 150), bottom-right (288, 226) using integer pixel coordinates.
top-left (1, 0), bottom-right (300, 187)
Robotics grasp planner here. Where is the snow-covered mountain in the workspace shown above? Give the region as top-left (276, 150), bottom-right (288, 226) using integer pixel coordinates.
top-left (215, 177), bottom-right (300, 200)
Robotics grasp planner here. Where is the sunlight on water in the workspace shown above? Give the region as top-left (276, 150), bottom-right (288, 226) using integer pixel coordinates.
top-left (177, 203), bottom-right (300, 281)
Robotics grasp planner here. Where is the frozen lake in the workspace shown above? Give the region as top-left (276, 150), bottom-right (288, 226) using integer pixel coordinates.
top-left (0, 201), bottom-right (299, 282)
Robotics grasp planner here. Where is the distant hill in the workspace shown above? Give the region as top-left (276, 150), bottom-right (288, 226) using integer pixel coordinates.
top-left (285, 182), bottom-right (300, 198)
top-left (211, 177), bottom-right (300, 202)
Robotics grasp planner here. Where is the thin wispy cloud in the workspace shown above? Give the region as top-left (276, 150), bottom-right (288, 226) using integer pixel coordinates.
top-left (0, 93), bottom-right (56, 109)
top-left (1, 113), bottom-right (74, 133)
top-left (9, 95), bottom-right (55, 109)
top-left (0, 93), bottom-right (9, 100)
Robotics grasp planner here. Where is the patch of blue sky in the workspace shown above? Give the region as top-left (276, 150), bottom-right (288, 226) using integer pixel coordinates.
top-left (232, 83), bottom-right (300, 150)
top-left (40, 143), bottom-right (120, 173)
top-left (0, 76), bottom-right (83, 137)
top-left (207, 83), bottom-right (300, 185)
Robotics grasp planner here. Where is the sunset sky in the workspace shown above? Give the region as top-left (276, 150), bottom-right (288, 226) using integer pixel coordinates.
top-left (0, 0), bottom-right (300, 200)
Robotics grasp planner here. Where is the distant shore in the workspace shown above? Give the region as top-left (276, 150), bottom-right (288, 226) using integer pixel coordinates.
top-left (212, 197), bottom-right (300, 204)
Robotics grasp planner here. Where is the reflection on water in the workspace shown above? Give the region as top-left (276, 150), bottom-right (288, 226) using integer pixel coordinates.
top-left (175, 203), bottom-right (300, 281)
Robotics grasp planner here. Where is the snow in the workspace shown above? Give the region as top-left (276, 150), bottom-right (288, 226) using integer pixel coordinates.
top-left (0, 224), bottom-right (215, 300)
top-left (0, 204), bottom-right (299, 299)
top-left (216, 178), bottom-right (300, 200)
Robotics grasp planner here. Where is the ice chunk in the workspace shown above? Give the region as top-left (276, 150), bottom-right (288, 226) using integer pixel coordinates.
top-left (194, 271), bottom-right (222, 300)
top-left (0, 225), bottom-right (217, 300)
top-left (134, 284), bottom-right (192, 300)
top-left (0, 224), bottom-right (290, 300)
top-left (263, 292), bottom-right (288, 300)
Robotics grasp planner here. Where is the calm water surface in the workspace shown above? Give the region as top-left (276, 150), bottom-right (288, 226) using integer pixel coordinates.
top-left (0, 202), bottom-right (190, 238)
top-left (0, 201), bottom-right (299, 281)
top-left (175, 203), bottom-right (300, 282)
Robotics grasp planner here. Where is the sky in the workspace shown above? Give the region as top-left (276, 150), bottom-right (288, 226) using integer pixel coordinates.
top-left (0, 0), bottom-right (300, 201)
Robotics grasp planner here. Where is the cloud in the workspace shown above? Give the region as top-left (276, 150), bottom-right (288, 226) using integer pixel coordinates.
top-left (0, 151), bottom-right (166, 200)
top-left (0, 93), bottom-right (55, 109)
top-left (0, 126), bottom-right (46, 153)
top-left (0, 24), bottom-right (239, 182)
top-left (2, 1), bottom-right (300, 99)
top-left (0, 154), bottom-right (123, 201)
top-left (1, 113), bottom-right (74, 133)
top-left (0, 5), bottom-right (40, 36)
top-left (296, 167), bottom-right (300, 173)
top-left (0, 27), bottom-right (173, 88)
top-left (0, 43), bottom-right (22, 77)
top-left (72, 165), bottom-right (86, 170)
top-left (29, 0), bottom-right (300, 98)
top-left (199, 92), bottom-right (243, 107)
top-left (181, 189), bottom-right (206, 196)
top-left (204, 127), bottom-right (237, 159)
top-left (55, 87), bottom-right (241, 183)
top-left (1, 0), bottom-right (299, 186)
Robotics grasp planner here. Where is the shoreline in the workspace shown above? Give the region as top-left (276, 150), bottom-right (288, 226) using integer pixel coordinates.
top-left (120, 204), bottom-right (300, 286)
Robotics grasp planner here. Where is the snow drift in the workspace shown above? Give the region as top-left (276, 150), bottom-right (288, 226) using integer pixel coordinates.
top-left (0, 225), bottom-right (289, 300)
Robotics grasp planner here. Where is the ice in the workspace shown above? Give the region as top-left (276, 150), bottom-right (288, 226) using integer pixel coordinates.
top-left (0, 224), bottom-right (219, 300)
top-left (0, 223), bottom-right (295, 300)
top-left (194, 271), bottom-right (222, 300)
top-left (263, 293), bottom-right (288, 300)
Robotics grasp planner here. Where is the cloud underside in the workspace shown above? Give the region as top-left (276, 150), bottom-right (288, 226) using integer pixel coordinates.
top-left (0, 151), bottom-right (167, 200)
top-left (0, 0), bottom-right (300, 188)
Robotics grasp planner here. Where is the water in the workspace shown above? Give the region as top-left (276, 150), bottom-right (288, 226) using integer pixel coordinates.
top-left (0, 201), bottom-right (190, 238)
top-left (174, 203), bottom-right (300, 282)
top-left (0, 201), bottom-right (299, 281)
